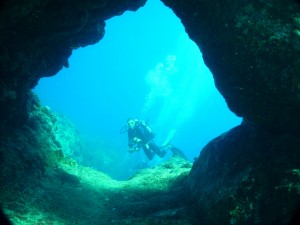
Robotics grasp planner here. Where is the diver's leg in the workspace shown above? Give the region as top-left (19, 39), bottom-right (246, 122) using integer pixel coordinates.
top-left (160, 143), bottom-right (188, 159)
top-left (143, 146), bottom-right (155, 160)
top-left (149, 141), bottom-right (166, 158)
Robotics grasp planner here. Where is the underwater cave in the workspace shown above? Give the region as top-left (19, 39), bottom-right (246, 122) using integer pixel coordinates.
top-left (0, 0), bottom-right (300, 224)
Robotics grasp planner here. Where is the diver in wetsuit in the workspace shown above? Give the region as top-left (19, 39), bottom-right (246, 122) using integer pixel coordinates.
top-left (127, 118), bottom-right (168, 160)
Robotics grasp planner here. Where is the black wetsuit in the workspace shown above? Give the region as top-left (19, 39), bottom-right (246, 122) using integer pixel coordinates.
top-left (128, 121), bottom-right (166, 160)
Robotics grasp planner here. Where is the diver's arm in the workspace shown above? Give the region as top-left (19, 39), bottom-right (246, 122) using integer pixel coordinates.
top-left (128, 129), bottom-right (142, 152)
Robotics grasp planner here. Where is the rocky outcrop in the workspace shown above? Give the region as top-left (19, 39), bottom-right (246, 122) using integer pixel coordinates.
top-left (161, 0), bottom-right (300, 132)
top-left (0, 0), bottom-right (146, 132)
top-left (0, 103), bottom-right (193, 224)
top-left (0, 91), bottom-right (190, 224)
top-left (0, 92), bottom-right (77, 194)
top-left (188, 122), bottom-right (300, 225)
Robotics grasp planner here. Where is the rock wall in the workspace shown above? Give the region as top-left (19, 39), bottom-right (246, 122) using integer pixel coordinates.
top-left (0, 92), bottom-right (80, 191)
top-left (159, 1), bottom-right (300, 224)
top-left (188, 122), bottom-right (300, 224)
top-left (161, 0), bottom-right (300, 132)
top-left (0, 0), bottom-right (146, 133)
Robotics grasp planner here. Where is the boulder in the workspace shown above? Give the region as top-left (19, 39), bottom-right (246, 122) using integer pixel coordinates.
top-left (188, 122), bottom-right (300, 224)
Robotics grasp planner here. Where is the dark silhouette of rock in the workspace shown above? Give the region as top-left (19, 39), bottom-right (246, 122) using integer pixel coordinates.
top-left (0, 208), bottom-right (12, 225)
top-left (188, 122), bottom-right (300, 224)
top-left (0, 0), bottom-right (147, 133)
top-left (161, 0), bottom-right (300, 132)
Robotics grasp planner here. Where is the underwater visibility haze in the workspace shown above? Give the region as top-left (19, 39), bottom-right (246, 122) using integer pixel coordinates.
top-left (34, 0), bottom-right (242, 179)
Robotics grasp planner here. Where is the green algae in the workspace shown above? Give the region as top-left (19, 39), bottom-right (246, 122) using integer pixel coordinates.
top-left (3, 154), bottom-right (192, 225)
top-left (0, 97), bottom-right (193, 224)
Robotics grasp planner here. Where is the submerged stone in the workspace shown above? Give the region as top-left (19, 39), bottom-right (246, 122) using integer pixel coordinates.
top-left (188, 122), bottom-right (300, 224)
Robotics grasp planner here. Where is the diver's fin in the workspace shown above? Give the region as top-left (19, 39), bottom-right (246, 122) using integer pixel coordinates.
top-left (162, 129), bottom-right (177, 146)
top-left (171, 147), bottom-right (188, 160)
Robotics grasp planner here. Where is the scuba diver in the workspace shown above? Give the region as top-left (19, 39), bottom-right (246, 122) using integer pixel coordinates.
top-left (124, 118), bottom-right (171, 160)
top-left (121, 118), bottom-right (186, 160)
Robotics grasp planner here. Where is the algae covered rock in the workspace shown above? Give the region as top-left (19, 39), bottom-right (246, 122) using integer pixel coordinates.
top-left (0, 92), bottom-right (194, 224)
top-left (2, 148), bottom-right (194, 224)
top-left (188, 122), bottom-right (300, 225)
top-left (162, 0), bottom-right (300, 131)
top-left (0, 0), bottom-right (147, 133)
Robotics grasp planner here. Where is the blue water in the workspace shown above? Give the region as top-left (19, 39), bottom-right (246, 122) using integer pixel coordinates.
top-left (34, 0), bottom-right (242, 179)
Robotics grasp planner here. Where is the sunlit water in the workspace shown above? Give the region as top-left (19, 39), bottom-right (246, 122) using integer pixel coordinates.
top-left (34, 0), bottom-right (242, 179)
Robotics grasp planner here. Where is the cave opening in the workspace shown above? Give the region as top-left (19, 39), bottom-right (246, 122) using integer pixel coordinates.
top-left (34, 0), bottom-right (241, 180)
